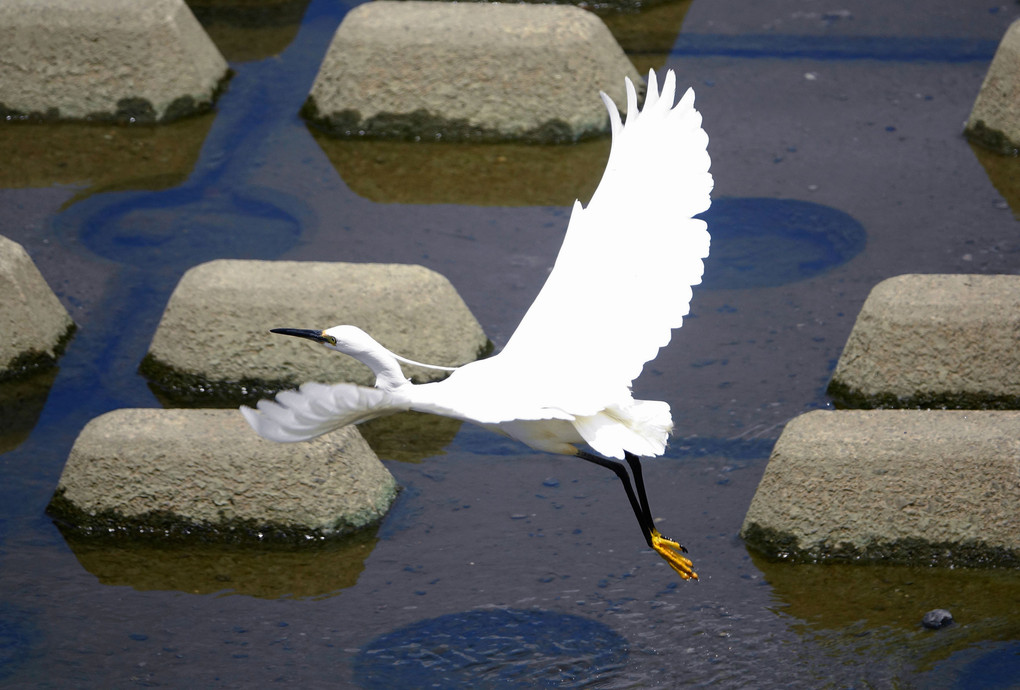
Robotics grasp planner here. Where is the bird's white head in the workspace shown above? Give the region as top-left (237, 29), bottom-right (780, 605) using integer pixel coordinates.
top-left (269, 324), bottom-right (457, 391)
top-left (323, 325), bottom-right (380, 357)
top-left (270, 325), bottom-right (375, 356)
top-left (270, 324), bottom-right (409, 390)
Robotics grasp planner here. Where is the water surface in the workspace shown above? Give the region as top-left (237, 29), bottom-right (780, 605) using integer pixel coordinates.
top-left (1, 0), bottom-right (1019, 686)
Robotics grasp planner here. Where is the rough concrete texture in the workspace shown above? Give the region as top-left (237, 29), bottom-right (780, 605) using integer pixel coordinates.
top-left (0, 0), bottom-right (228, 123)
top-left (828, 274), bottom-right (1020, 408)
top-left (303, 1), bottom-right (642, 143)
top-left (966, 18), bottom-right (1020, 153)
top-left (49, 408), bottom-right (397, 541)
top-left (143, 259), bottom-right (488, 401)
top-left (741, 409), bottom-right (1020, 567)
top-left (0, 235), bottom-right (75, 381)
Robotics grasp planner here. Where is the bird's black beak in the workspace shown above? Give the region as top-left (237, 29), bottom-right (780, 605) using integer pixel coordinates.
top-left (270, 328), bottom-right (330, 344)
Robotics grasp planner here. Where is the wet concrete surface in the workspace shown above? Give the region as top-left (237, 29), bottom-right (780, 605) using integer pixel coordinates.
top-left (1, 0), bottom-right (1019, 686)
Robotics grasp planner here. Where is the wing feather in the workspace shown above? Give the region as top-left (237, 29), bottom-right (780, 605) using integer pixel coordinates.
top-left (240, 382), bottom-right (408, 442)
top-left (492, 68), bottom-right (713, 413)
top-left (241, 69), bottom-right (712, 438)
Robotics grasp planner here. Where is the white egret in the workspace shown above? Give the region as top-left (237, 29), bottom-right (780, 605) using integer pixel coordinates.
top-left (241, 69), bottom-right (712, 580)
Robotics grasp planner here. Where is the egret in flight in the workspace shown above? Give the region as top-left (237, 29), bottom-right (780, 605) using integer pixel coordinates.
top-left (242, 69), bottom-right (712, 580)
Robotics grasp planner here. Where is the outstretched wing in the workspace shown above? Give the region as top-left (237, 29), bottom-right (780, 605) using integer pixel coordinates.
top-left (240, 382), bottom-right (408, 442)
top-left (493, 69), bottom-right (712, 414)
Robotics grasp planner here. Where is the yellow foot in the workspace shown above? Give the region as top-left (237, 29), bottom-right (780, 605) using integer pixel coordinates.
top-left (651, 530), bottom-right (698, 580)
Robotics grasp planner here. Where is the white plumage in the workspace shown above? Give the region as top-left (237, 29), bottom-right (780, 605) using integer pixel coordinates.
top-left (241, 69), bottom-right (712, 579)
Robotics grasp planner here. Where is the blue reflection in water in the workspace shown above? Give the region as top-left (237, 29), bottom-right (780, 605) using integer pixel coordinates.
top-left (0, 603), bottom-right (39, 682)
top-left (50, 15), bottom-right (325, 275)
top-left (353, 608), bottom-right (629, 689)
top-left (932, 640), bottom-right (1020, 690)
top-left (672, 34), bottom-right (997, 62)
top-left (700, 197), bottom-right (866, 290)
top-left (5, 0), bottom-right (347, 474)
top-left (48, 0), bottom-right (348, 276)
top-left (63, 185), bottom-right (304, 269)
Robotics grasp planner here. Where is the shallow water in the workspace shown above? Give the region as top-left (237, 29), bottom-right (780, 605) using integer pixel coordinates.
top-left (2, 0), bottom-right (1019, 687)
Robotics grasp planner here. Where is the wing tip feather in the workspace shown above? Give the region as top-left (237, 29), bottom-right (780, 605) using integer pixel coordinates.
top-left (600, 90), bottom-right (622, 139)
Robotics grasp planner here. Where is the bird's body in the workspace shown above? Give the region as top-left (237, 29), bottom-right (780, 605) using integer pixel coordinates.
top-left (242, 69), bottom-right (712, 579)
top-left (264, 325), bottom-right (675, 457)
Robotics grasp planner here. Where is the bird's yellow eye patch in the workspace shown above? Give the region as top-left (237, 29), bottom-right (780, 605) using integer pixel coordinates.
top-left (323, 333), bottom-right (337, 346)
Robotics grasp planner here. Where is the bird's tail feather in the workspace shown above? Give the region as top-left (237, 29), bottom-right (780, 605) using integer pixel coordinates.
top-left (240, 382), bottom-right (406, 442)
top-left (573, 399), bottom-right (673, 460)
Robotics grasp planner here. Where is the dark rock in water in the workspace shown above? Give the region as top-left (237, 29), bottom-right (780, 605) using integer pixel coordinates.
top-left (922, 609), bottom-right (954, 629)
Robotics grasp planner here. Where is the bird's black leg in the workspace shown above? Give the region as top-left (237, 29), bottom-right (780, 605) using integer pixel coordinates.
top-left (623, 452), bottom-right (654, 542)
top-left (576, 450), bottom-right (655, 548)
top-left (625, 451), bottom-right (687, 554)
top-left (576, 450), bottom-right (697, 579)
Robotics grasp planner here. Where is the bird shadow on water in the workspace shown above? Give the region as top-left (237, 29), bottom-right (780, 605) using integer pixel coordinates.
top-left (698, 196), bottom-right (866, 290)
top-left (65, 184), bottom-right (306, 271)
top-left (352, 608), bottom-right (630, 689)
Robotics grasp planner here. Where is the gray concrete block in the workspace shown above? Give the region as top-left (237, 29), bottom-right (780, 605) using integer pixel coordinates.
top-left (302, 1), bottom-right (642, 143)
top-left (48, 408), bottom-right (397, 541)
top-left (141, 259), bottom-right (488, 402)
top-left (0, 235), bottom-right (75, 381)
top-left (741, 409), bottom-right (1020, 567)
top-left (966, 18), bottom-right (1020, 154)
top-left (828, 274), bottom-right (1020, 409)
top-left (0, 0), bottom-right (229, 123)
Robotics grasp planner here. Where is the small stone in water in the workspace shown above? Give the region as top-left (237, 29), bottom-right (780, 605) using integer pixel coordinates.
top-left (922, 609), bottom-right (954, 629)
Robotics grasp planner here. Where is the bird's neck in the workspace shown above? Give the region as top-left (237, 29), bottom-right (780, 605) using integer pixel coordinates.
top-left (359, 347), bottom-right (410, 392)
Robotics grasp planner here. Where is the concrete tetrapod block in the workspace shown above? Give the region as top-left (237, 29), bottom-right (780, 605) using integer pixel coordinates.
top-left (0, 235), bottom-right (75, 381)
top-left (141, 259), bottom-right (489, 402)
top-left (965, 18), bottom-right (1020, 154)
top-left (0, 0), bottom-right (229, 123)
top-left (741, 410), bottom-right (1020, 568)
top-left (48, 408), bottom-right (397, 541)
top-left (302, 1), bottom-right (642, 143)
top-left (827, 274), bottom-right (1020, 409)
